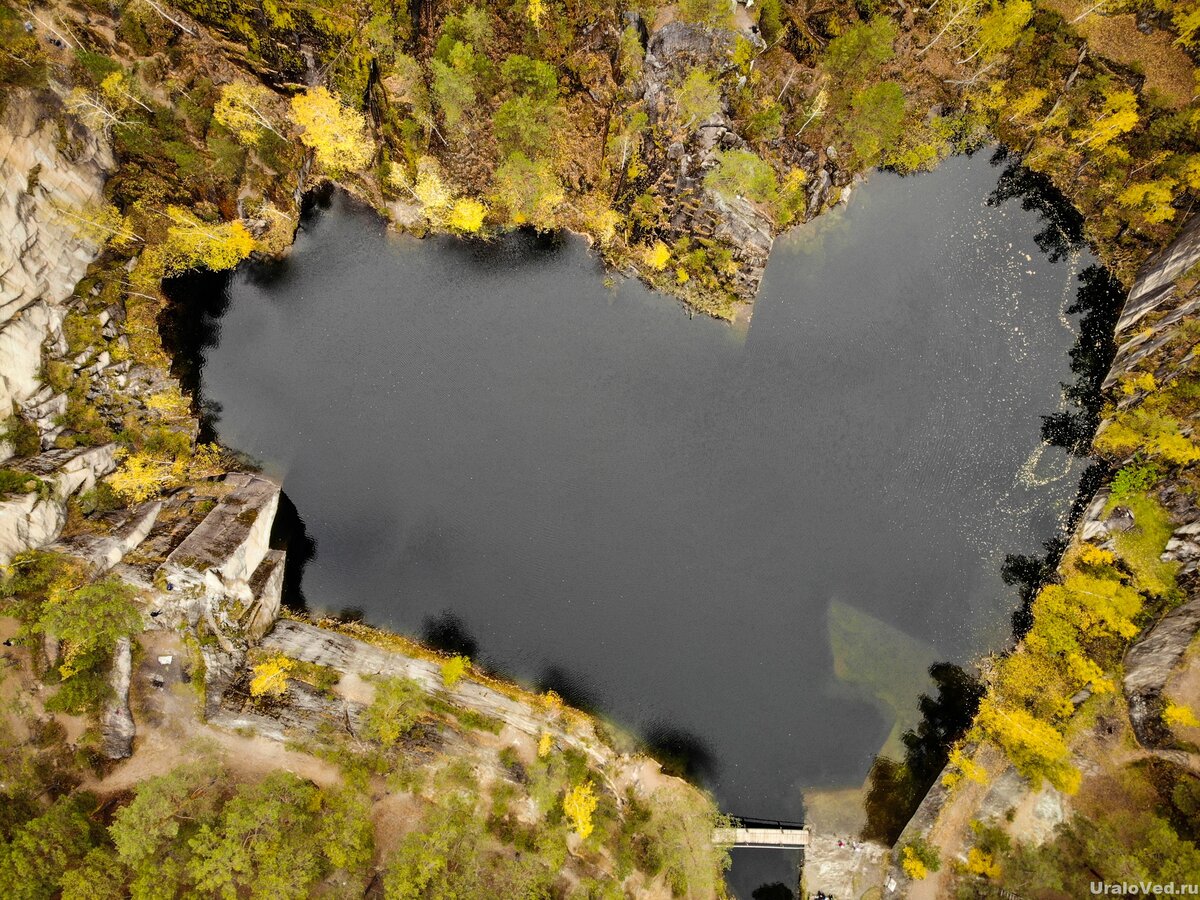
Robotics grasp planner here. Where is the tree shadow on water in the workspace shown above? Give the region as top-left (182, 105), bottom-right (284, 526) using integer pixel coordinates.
top-left (535, 665), bottom-right (604, 716)
top-left (751, 883), bottom-right (795, 900)
top-left (437, 226), bottom-right (568, 273)
top-left (158, 269), bottom-right (232, 441)
top-left (420, 610), bottom-right (479, 659)
top-left (987, 146), bottom-right (1084, 263)
top-left (1041, 265), bottom-right (1125, 455)
top-left (641, 722), bottom-right (720, 784)
top-left (861, 662), bottom-right (984, 844)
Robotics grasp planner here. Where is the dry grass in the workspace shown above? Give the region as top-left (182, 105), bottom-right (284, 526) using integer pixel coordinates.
top-left (1041, 0), bottom-right (1196, 108)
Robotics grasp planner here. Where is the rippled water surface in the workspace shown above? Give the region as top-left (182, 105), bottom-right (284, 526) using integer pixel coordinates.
top-left (181, 151), bottom-right (1099, 895)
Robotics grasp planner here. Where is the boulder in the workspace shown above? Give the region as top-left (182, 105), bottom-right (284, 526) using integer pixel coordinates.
top-left (101, 636), bottom-right (135, 759)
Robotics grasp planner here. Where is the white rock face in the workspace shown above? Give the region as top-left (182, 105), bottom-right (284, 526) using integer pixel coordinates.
top-left (0, 491), bottom-right (65, 566)
top-left (0, 90), bottom-right (112, 421)
top-left (160, 474), bottom-right (281, 601)
top-left (0, 444), bottom-right (118, 564)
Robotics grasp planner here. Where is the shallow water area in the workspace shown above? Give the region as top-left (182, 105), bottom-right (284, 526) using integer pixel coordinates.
top-left (175, 151), bottom-right (1103, 896)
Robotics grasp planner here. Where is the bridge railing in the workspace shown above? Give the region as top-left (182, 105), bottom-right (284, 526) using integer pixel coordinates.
top-left (724, 815), bottom-right (807, 831)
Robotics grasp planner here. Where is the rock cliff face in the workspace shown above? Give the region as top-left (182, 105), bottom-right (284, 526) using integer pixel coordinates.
top-left (0, 90), bottom-right (113, 436)
top-left (0, 90), bottom-right (120, 565)
top-left (1109, 219), bottom-right (1200, 745)
top-left (0, 444), bottom-right (118, 564)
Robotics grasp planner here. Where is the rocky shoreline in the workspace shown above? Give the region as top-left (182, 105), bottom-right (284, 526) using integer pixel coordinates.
top-left (878, 206), bottom-right (1200, 898)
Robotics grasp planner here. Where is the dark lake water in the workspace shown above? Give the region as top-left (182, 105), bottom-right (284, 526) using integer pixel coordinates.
top-left (173, 151), bottom-right (1105, 895)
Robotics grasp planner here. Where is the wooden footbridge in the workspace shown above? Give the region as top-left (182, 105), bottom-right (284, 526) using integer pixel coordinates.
top-left (713, 816), bottom-right (810, 849)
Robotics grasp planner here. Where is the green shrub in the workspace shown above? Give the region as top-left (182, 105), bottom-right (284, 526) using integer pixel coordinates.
top-left (1109, 462), bottom-right (1160, 500)
top-left (822, 16), bottom-right (897, 82)
top-left (704, 149), bottom-right (777, 203)
top-left (0, 469), bottom-right (43, 497)
top-left (846, 81), bottom-right (906, 166)
top-left (360, 676), bottom-right (426, 746)
top-left (1, 416), bottom-right (41, 458)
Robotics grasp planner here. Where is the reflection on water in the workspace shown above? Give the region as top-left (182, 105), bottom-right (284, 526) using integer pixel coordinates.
top-left (169, 151), bottom-right (1111, 896)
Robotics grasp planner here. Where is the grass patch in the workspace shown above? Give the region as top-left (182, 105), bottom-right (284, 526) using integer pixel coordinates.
top-left (1105, 491), bottom-right (1179, 598)
top-left (0, 469), bottom-right (46, 497)
top-left (429, 697), bottom-right (503, 734)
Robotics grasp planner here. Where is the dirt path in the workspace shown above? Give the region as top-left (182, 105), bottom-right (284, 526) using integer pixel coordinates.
top-left (89, 631), bottom-right (344, 794)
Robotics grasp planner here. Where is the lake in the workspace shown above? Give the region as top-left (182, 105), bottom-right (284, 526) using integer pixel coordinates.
top-left (168, 150), bottom-right (1106, 896)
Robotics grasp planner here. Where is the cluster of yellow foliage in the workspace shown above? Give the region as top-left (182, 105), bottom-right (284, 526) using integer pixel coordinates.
top-left (393, 156), bottom-right (494, 234)
top-left (1164, 701), bottom-right (1200, 729)
top-left (289, 87), bottom-right (373, 176)
top-left (537, 732), bottom-right (553, 758)
top-left (901, 846), bottom-right (929, 880)
top-left (214, 81), bottom-right (283, 147)
top-left (965, 847), bottom-right (1000, 879)
top-left (446, 198), bottom-right (487, 233)
top-left (563, 781), bottom-right (597, 840)
top-left (1120, 372), bottom-right (1158, 395)
top-left (107, 451), bottom-right (184, 503)
top-left (579, 196), bottom-right (621, 246)
top-left (941, 745), bottom-right (989, 789)
top-left (976, 699), bottom-right (1080, 794)
top-left (525, 0), bottom-right (545, 30)
top-left (159, 206), bottom-right (256, 277)
top-left (645, 241), bottom-right (671, 271)
top-left (250, 655), bottom-right (295, 697)
top-left (1096, 404), bottom-right (1200, 466)
top-left (1077, 544), bottom-right (1115, 568)
top-left (440, 655), bottom-right (469, 687)
top-left (107, 442), bottom-right (226, 504)
top-left (188, 443), bottom-right (226, 479)
top-left (404, 156), bottom-right (455, 211)
top-left (146, 388), bottom-right (191, 419)
top-left (54, 200), bottom-right (140, 252)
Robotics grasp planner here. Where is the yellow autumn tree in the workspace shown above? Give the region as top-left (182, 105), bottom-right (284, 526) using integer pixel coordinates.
top-left (1164, 701), bottom-right (1200, 729)
top-left (563, 781), bottom-right (597, 839)
top-left (1073, 88), bottom-right (1138, 149)
top-left (160, 206), bottom-right (255, 276)
top-left (107, 452), bottom-right (183, 503)
top-left (942, 744), bottom-right (989, 788)
top-left (1007, 87), bottom-right (1047, 123)
top-left (977, 699), bottom-right (1080, 793)
top-left (526, 0), bottom-right (546, 30)
top-left (440, 655), bottom-right (469, 687)
top-left (214, 81), bottom-right (285, 146)
top-left (411, 156), bottom-right (454, 211)
top-left (52, 200), bottom-right (141, 251)
top-left (645, 241), bottom-right (671, 271)
top-left (537, 732), bottom-right (553, 758)
top-left (289, 87), bottom-right (373, 175)
top-left (901, 846), bottom-right (929, 880)
top-left (446, 198), bottom-right (487, 233)
top-left (966, 847), bottom-right (1000, 879)
top-left (1077, 543), bottom-right (1115, 567)
top-left (250, 655), bottom-right (295, 696)
top-left (1117, 180), bottom-right (1178, 226)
